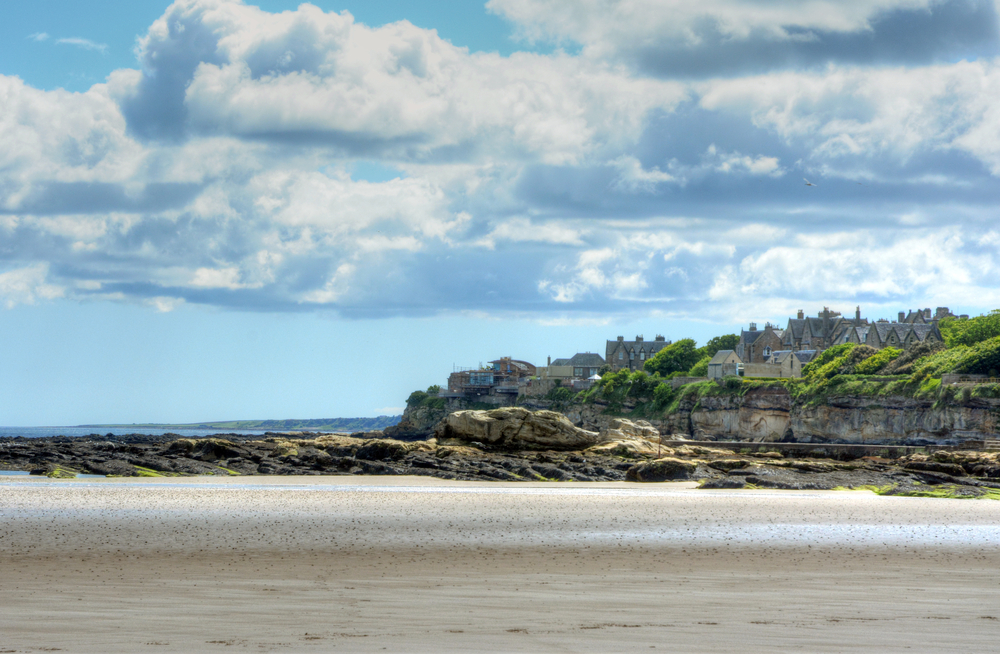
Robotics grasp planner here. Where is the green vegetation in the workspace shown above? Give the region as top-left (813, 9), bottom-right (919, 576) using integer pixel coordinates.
top-left (940, 311), bottom-right (1000, 347)
top-left (644, 338), bottom-right (702, 376)
top-left (406, 385), bottom-right (447, 411)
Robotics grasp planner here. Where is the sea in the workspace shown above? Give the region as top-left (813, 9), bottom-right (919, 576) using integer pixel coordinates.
top-left (0, 426), bottom-right (276, 439)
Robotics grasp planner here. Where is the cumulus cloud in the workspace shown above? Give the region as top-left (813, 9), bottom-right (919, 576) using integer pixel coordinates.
top-left (2, 0), bottom-right (1000, 325)
top-left (488, 0), bottom-right (1000, 76)
top-left (0, 264), bottom-right (65, 308)
top-left (115, 0), bottom-right (683, 162)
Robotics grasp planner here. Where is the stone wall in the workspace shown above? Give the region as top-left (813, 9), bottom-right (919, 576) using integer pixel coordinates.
top-left (744, 363), bottom-right (783, 378)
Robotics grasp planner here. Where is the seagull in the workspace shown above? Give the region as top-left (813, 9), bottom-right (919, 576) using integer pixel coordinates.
top-left (803, 178), bottom-right (817, 187)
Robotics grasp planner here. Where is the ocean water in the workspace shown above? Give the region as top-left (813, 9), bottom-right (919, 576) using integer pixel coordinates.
top-left (0, 426), bottom-right (275, 439)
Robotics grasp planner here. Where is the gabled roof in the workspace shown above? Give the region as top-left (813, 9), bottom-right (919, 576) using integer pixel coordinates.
top-left (550, 358), bottom-right (571, 366)
top-left (741, 330), bottom-right (764, 345)
top-left (785, 318), bottom-right (806, 340)
top-left (709, 349), bottom-right (739, 365)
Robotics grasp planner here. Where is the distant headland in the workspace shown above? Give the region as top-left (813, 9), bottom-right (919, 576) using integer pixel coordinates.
top-left (76, 416), bottom-right (401, 433)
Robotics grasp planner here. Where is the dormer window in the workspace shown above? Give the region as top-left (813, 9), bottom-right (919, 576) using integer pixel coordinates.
top-left (640, 351), bottom-right (645, 360)
top-left (630, 350), bottom-right (635, 360)
top-left (763, 346), bottom-right (771, 358)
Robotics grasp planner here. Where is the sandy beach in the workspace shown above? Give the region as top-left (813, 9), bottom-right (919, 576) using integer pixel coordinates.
top-left (2, 476), bottom-right (999, 652)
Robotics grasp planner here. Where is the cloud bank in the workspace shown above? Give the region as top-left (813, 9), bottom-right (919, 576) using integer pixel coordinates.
top-left (2, 0), bottom-right (1000, 323)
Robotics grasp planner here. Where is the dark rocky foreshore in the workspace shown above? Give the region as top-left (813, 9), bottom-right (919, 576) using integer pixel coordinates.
top-left (4, 427), bottom-right (1000, 498)
top-left (0, 432), bottom-right (636, 482)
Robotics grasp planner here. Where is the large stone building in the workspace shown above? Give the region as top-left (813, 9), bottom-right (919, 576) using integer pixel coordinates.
top-left (780, 306), bottom-right (950, 353)
top-left (736, 322), bottom-right (785, 364)
top-left (606, 335), bottom-right (670, 372)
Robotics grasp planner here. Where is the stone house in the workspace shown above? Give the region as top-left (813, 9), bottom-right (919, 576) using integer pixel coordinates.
top-left (606, 335), bottom-right (670, 372)
top-left (541, 353), bottom-right (604, 380)
top-left (736, 322), bottom-right (785, 364)
top-left (708, 350), bottom-right (741, 379)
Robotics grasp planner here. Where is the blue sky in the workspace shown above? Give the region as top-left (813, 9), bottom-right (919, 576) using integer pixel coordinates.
top-left (2, 0), bottom-right (1000, 425)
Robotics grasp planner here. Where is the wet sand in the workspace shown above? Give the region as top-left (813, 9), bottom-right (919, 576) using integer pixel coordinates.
top-left (2, 476), bottom-right (999, 652)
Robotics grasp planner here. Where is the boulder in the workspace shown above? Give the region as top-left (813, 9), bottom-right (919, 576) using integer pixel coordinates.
top-left (599, 418), bottom-right (661, 442)
top-left (434, 407), bottom-right (601, 451)
top-left (625, 457), bottom-right (698, 482)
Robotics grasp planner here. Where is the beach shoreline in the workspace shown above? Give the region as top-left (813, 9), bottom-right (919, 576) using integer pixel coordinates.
top-left (2, 477), bottom-right (999, 652)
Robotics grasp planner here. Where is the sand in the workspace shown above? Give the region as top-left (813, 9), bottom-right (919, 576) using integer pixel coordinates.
top-left (2, 476), bottom-right (999, 652)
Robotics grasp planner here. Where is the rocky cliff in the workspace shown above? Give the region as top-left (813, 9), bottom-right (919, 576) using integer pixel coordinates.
top-left (610, 386), bottom-right (1000, 445)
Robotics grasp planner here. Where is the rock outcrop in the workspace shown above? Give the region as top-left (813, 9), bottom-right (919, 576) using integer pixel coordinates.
top-left (435, 407), bottom-right (602, 450)
top-left (562, 386), bottom-right (1000, 446)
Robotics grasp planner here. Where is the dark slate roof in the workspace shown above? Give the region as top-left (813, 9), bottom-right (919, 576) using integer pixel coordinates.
top-left (568, 353), bottom-right (605, 367)
top-left (741, 330), bottom-right (764, 345)
top-left (550, 358), bottom-right (571, 366)
top-left (769, 350), bottom-right (793, 364)
top-left (785, 318), bottom-right (806, 340)
top-left (794, 350), bottom-right (818, 363)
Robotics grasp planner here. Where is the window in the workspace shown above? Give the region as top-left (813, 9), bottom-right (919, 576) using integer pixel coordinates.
top-left (630, 351), bottom-right (635, 360)
top-left (763, 346), bottom-right (771, 358)
top-left (640, 351), bottom-right (645, 360)
top-left (618, 351), bottom-right (623, 360)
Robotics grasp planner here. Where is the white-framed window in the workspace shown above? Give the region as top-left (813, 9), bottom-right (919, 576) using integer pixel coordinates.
top-left (763, 346), bottom-right (771, 358)
top-left (618, 351), bottom-right (623, 360)
top-left (640, 351), bottom-right (645, 360)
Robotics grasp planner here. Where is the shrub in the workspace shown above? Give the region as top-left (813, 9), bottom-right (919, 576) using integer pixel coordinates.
top-left (940, 311), bottom-right (1000, 347)
top-left (687, 355), bottom-right (710, 377)
top-left (644, 339), bottom-right (702, 376)
top-left (853, 347), bottom-right (902, 375)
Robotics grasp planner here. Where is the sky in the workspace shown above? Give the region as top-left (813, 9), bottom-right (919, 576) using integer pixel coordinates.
top-left (2, 0), bottom-right (1000, 425)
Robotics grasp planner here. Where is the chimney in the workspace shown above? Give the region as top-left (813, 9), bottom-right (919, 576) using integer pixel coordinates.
top-left (655, 334), bottom-right (665, 342)
top-left (636, 335), bottom-right (643, 342)
top-left (797, 309), bottom-right (804, 319)
top-left (898, 311), bottom-right (905, 323)
top-left (856, 306), bottom-right (861, 321)
top-left (547, 356), bottom-right (551, 366)
top-left (617, 335), bottom-right (624, 341)
top-left (924, 308), bottom-right (931, 319)
top-left (749, 322), bottom-right (757, 331)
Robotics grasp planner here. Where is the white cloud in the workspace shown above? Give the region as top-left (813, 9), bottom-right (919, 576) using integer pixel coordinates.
top-left (699, 61), bottom-right (1000, 174)
top-left (0, 264), bottom-right (65, 308)
top-left (56, 38), bottom-right (109, 54)
top-left (122, 0), bottom-right (684, 164)
top-left (609, 156), bottom-right (676, 192)
top-left (28, 33), bottom-right (49, 42)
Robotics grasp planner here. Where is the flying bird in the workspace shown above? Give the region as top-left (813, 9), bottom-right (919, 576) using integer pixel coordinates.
top-left (804, 178), bottom-right (817, 186)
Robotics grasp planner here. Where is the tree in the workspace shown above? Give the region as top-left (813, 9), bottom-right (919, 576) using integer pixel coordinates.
top-left (644, 338), bottom-right (701, 376)
top-left (698, 334), bottom-right (739, 360)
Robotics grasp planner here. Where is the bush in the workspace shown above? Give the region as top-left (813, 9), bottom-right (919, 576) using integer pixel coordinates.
top-left (687, 355), bottom-right (710, 377)
top-left (644, 339), bottom-right (702, 376)
top-left (881, 340), bottom-right (947, 375)
top-left (940, 311), bottom-right (1000, 347)
top-left (406, 390), bottom-right (429, 407)
top-left (853, 347), bottom-right (902, 375)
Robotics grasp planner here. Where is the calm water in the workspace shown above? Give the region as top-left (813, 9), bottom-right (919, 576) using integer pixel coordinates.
top-left (0, 426), bottom-right (277, 439)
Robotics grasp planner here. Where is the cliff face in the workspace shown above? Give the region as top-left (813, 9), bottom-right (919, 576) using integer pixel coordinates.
top-left (398, 385), bottom-right (1000, 445)
top-left (665, 387), bottom-right (1000, 445)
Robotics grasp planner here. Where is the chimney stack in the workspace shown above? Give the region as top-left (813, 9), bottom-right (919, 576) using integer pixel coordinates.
top-left (856, 306), bottom-right (861, 321)
top-left (636, 335), bottom-right (643, 342)
top-left (797, 309), bottom-right (804, 319)
top-left (898, 311), bottom-right (905, 323)
top-left (749, 322), bottom-right (757, 331)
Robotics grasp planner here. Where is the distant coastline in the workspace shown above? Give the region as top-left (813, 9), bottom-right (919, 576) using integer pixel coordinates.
top-left (75, 416), bottom-right (402, 432)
